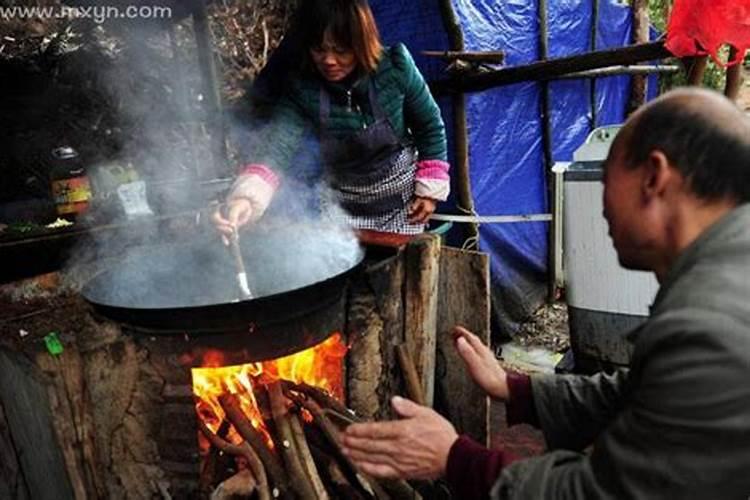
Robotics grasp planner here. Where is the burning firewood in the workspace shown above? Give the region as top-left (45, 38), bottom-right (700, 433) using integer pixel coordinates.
top-left (210, 469), bottom-right (256, 500)
top-left (268, 380), bottom-right (322, 499)
top-left (198, 420), bottom-right (271, 500)
top-left (219, 393), bottom-right (292, 499)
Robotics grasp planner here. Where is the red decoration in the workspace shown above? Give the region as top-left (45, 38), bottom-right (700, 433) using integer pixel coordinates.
top-left (665, 0), bottom-right (750, 66)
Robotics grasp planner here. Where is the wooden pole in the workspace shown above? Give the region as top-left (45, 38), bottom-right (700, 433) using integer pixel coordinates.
top-left (422, 50), bottom-right (505, 64)
top-left (539, 0), bottom-right (556, 303)
top-left (686, 55), bottom-right (709, 86)
top-left (628, 0), bottom-right (650, 114)
top-left (590, 0), bottom-right (599, 127)
top-left (725, 47), bottom-right (745, 101)
top-left (430, 41), bottom-right (671, 94)
top-left (438, 0), bottom-right (479, 248)
top-left (191, 0), bottom-right (228, 179)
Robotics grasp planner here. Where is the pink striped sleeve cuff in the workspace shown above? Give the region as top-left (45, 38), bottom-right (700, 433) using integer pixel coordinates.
top-left (415, 159), bottom-right (450, 180)
top-left (229, 164), bottom-right (280, 218)
top-left (237, 164), bottom-right (281, 190)
top-left (415, 159), bottom-right (450, 201)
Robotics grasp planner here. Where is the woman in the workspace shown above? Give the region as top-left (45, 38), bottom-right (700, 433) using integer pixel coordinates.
top-left (214, 0), bottom-right (450, 237)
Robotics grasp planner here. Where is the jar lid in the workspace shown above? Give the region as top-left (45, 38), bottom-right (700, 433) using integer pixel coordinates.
top-left (52, 146), bottom-right (78, 160)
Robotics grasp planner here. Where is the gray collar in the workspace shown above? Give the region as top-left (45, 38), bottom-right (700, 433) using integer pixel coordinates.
top-left (651, 203), bottom-right (750, 312)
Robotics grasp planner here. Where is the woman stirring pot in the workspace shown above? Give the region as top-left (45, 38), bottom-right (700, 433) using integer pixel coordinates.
top-left (214, 0), bottom-right (450, 237)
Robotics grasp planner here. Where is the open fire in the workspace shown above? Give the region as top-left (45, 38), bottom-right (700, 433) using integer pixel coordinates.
top-left (190, 332), bottom-right (398, 498)
top-left (192, 333), bottom-right (348, 448)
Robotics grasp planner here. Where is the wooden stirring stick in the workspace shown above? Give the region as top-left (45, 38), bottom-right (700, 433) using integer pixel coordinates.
top-left (229, 228), bottom-right (254, 300)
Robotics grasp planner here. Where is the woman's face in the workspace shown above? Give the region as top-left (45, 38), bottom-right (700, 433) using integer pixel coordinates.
top-left (309, 31), bottom-right (357, 82)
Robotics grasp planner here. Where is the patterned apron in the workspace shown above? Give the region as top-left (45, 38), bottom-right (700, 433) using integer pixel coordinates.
top-left (319, 82), bottom-right (424, 234)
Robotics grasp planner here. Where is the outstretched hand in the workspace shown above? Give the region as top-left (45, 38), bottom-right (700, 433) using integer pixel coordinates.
top-left (341, 396), bottom-right (458, 480)
top-left (453, 326), bottom-right (509, 400)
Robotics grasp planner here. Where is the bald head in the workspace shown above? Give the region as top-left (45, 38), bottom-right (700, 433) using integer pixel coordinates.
top-left (615, 88), bottom-right (750, 203)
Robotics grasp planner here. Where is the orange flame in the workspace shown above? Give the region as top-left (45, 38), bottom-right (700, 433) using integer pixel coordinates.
top-left (192, 333), bottom-right (347, 447)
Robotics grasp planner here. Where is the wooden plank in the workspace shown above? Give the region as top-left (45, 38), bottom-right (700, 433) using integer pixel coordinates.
top-left (430, 41), bottom-right (671, 94)
top-left (0, 349), bottom-right (75, 500)
top-left (403, 234), bottom-right (440, 407)
top-left (435, 247), bottom-right (491, 445)
top-left (0, 400), bottom-right (30, 500)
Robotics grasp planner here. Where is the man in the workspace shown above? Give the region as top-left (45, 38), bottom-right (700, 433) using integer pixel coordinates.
top-left (341, 88), bottom-right (750, 498)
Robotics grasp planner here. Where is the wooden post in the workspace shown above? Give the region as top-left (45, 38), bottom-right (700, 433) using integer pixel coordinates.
top-left (403, 234), bottom-right (440, 406)
top-left (725, 47), bottom-right (745, 101)
top-left (686, 56), bottom-right (709, 86)
top-left (438, 0), bottom-right (479, 248)
top-left (539, 0), bottom-right (556, 303)
top-left (628, 0), bottom-right (649, 114)
top-left (191, 0), bottom-right (228, 179)
top-left (590, 0), bottom-right (600, 127)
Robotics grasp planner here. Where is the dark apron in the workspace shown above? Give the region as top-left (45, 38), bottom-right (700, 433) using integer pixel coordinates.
top-left (319, 82), bottom-right (424, 234)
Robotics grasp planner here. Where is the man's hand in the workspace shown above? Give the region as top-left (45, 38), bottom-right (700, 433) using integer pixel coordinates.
top-left (341, 396), bottom-right (458, 480)
top-left (211, 198), bottom-right (254, 245)
top-left (408, 196), bottom-right (437, 224)
top-left (453, 326), bottom-right (509, 400)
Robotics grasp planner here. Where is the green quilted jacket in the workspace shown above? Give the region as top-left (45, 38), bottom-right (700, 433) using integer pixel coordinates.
top-left (250, 43), bottom-right (447, 173)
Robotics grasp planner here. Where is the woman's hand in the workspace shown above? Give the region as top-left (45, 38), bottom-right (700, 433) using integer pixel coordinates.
top-left (211, 198), bottom-right (255, 244)
top-left (453, 326), bottom-right (509, 400)
top-left (408, 196), bottom-right (437, 224)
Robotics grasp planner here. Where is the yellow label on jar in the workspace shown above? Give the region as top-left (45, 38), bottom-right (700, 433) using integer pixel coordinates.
top-left (52, 176), bottom-right (91, 214)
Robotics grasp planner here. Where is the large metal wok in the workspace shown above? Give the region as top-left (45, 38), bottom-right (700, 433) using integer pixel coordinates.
top-left (82, 223), bottom-right (365, 363)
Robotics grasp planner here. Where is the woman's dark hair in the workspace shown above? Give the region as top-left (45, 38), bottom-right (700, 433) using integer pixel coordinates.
top-left (293, 0), bottom-right (383, 74)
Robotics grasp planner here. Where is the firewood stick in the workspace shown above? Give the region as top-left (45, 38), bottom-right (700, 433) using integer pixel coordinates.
top-left (267, 380), bottom-right (319, 499)
top-left (200, 419), bottom-right (232, 493)
top-left (395, 344), bottom-right (426, 405)
top-left (211, 469), bottom-right (257, 500)
top-left (290, 393), bottom-right (424, 500)
top-left (281, 380), bottom-right (356, 420)
top-left (198, 421), bottom-right (271, 500)
top-left (290, 412), bottom-right (330, 499)
top-left (309, 443), bottom-right (368, 500)
top-left (288, 393), bottom-right (388, 500)
top-left (219, 393), bottom-right (291, 499)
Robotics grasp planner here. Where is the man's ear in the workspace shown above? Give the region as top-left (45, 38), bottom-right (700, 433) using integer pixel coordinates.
top-left (641, 150), bottom-right (674, 201)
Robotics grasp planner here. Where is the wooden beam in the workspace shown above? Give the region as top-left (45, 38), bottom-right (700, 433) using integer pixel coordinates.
top-left (422, 50), bottom-right (505, 64)
top-left (430, 41), bottom-right (672, 94)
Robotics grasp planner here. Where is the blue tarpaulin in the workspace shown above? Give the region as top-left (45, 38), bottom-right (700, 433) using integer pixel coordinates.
top-left (370, 0), bottom-right (658, 335)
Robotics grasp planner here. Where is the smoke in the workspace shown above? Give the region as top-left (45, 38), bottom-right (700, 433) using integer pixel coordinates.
top-left (65, 15), bottom-right (364, 311)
